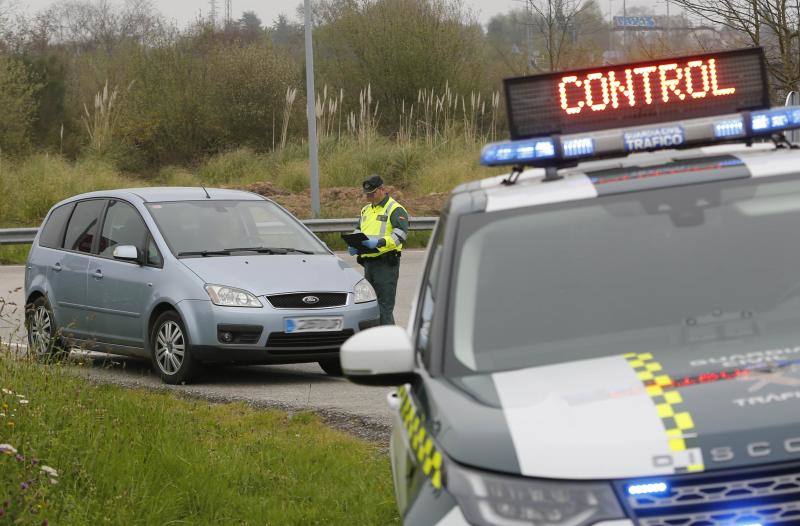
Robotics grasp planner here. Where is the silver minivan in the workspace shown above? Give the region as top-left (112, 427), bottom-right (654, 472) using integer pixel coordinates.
top-left (24, 187), bottom-right (380, 384)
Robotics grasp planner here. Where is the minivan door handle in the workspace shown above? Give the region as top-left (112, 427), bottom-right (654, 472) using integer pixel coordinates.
top-left (52, 263), bottom-right (62, 272)
top-left (93, 269), bottom-right (103, 280)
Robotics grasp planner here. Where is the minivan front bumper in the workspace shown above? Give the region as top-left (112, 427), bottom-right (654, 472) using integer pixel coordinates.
top-left (176, 297), bottom-right (380, 364)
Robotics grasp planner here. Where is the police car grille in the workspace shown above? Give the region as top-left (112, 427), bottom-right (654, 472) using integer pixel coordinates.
top-left (625, 465), bottom-right (800, 526)
top-left (266, 293), bottom-right (347, 309)
top-left (265, 330), bottom-right (354, 354)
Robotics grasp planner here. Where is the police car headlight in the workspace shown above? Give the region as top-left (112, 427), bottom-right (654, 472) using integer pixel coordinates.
top-left (447, 461), bottom-right (624, 526)
top-left (205, 284), bottom-right (263, 308)
top-left (354, 279), bottom-right (377, 303)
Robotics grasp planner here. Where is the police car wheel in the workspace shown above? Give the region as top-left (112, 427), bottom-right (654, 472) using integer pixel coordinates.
top-left (318, 358), bottom-right (343, 376)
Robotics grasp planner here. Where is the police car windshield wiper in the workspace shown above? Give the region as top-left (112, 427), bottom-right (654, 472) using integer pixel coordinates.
top-left (223, 246), bottom-right (314, 255)
top-left (177, 249), bottom-right (233, 257)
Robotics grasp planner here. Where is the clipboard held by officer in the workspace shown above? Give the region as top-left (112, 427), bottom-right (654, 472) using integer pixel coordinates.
top-left (341, 231), bottom-right (379, 253)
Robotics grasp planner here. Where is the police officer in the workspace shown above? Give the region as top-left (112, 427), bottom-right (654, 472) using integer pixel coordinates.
top-left (349, 175), bottom-right (409, 325)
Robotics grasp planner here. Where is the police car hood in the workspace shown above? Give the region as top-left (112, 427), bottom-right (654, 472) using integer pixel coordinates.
top-left (179, 254), bottom-right (362, 296)
top-left (437, 346), bottom-right (800, 480)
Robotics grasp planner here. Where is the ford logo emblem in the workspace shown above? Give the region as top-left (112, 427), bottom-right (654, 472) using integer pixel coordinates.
top-left (302, 295), bottom-right (320, 305)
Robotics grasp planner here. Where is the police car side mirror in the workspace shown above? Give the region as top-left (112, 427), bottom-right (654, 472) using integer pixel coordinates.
top-left (341, 325), bottom-right (418, 386)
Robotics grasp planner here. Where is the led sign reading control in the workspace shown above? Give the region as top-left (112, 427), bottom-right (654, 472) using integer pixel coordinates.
top-left (505, 48), bottom-right (768, 139)
top-left (558, 59), bottom-right (734, 115)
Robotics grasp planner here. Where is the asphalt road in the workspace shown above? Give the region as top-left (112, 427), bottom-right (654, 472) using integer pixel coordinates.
top-left (0, 250), bottom-right (427, 433)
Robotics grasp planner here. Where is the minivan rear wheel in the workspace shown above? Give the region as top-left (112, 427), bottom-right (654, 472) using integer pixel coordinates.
top-left (318, 358), bottom-right (343, 376)
top-left (150, 311), bottom-right (198, 384)
top-left (26, 297), bottom-right (66, 362)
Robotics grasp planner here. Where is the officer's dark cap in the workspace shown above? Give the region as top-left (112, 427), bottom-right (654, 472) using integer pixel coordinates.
top-left (362, 174), bottom-right (384, 193)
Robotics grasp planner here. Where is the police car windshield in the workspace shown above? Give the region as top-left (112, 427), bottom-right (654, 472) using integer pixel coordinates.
top-left (448, 172), bottom-right (800, 374)
top-left (146, 200), bottom-right (326, 257)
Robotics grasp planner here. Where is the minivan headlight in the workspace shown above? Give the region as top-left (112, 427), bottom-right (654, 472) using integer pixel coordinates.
top-left (354, 279), bottom-right (377, 303)
top-left (447, 461), bottom-right (624, 526)
top-left (205, 284), bottom-right (263, 308)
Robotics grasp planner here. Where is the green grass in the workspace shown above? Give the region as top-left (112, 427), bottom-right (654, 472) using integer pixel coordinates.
top-left (0, 154), bottom-right (136, 229)
top-left (0, 140), bottom-right (496, 226)
top-left (0, 141), bottom-right (450, 264)
top-left (0, 245), bottom-right (29, 265)
top-left (0, 352), bottom-right (398, 525)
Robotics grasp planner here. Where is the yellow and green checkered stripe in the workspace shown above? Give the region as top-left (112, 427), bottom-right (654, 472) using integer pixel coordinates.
top-left (397, 385), bottom-right (443, 490)
top-left (624, 352), bottom-right (705, 474)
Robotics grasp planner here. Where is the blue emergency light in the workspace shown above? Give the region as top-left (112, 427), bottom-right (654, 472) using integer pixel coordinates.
top-left (626, 481), bottom-right (669, 496)
top-left (482, 48), bottom-right (800, 169)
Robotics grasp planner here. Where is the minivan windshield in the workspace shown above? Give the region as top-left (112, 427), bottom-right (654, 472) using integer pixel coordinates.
top-left (448, 174), bottom-right (800, 374)
top-left (146, 200), bottom-right (326, 257)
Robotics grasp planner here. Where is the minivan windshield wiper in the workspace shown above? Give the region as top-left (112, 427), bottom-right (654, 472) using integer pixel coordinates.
top-left (177, 250), bottom-right (233, 257)
top-left (223, 246), bottom-right (315, 255)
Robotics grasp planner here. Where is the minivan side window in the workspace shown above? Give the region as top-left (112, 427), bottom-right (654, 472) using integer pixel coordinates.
top-left (39, 202), bottom-right (75, 249)
top-left (98, 200), bottom-right (147, 258)
top-left (146, 237), bottom-right (163, 267)
top-left (64, 200), bottom-right (105, 253)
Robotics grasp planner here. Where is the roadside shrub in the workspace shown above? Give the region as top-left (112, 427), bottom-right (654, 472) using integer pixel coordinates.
top-left (0, 54), bottom-right (39, 156)
top-left (314, 0), bottom-right (489, 127)
top-left (0, 154), bottom-right (130, 227)
top-left (196, 148), bottom-right (272, 185)
top-left (275, 160), bottom-right (310, 192)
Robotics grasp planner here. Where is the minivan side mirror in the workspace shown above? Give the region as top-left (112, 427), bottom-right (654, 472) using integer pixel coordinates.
top-left (113, 245), bottom-right (140, 263)
top-left (341, 325), bottom-right (418, 386)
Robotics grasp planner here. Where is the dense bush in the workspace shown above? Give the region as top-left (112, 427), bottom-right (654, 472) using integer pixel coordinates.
top-left (313, 0), bottom-right (490, 126)
top-left (0, 0), bottom-right (516, 167)
top-left (0, 54), bottom-right (39, 155)
top-left (116, 38), bottom-right (299, 166)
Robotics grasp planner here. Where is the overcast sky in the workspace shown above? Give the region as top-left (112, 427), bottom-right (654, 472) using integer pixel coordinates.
top-left (15, 0), bottom-right (665, 29)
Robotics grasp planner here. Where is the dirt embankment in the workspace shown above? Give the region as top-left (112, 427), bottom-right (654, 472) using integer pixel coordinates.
top-left (238, 182), bottom-right (447, 219)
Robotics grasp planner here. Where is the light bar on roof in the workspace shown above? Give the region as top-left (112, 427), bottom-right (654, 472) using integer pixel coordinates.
top-left (480, 138), bottom-right (556, 165)
top-left (750, 106), bottom-right (800, 132)
top-left (480, 105), bottom-right (800, 167)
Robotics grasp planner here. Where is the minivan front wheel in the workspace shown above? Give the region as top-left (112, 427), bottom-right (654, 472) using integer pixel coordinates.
top-left (151, 311), bottom-right (198, 384)
top-left (26, 297), bottom-right (66, 361)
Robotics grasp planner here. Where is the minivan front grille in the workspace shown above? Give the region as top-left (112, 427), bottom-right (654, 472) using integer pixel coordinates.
top-left (622, 463), bottom-right (800, 526)
top-left (265, 330), bottom-right (354, 354)
top-left (266, 292), bottom-right (347, 309)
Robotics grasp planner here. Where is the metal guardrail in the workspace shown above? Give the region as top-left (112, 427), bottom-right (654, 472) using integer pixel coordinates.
top-left (0, 218), bottom-right (438, 245)
top-left (0, 228), bottom-right (39, 246)
top-left (303, 217), bottom-right (437, 233)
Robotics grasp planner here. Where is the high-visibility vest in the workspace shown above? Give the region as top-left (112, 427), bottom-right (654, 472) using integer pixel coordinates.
top-left (358, 196), bottom-right (406, 258)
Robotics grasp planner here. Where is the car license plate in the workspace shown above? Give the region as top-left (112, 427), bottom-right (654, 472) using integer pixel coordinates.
top-left (284, 317), bottom-right (343, 333)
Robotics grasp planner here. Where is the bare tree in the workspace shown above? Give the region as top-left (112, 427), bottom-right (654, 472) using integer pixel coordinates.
top-left (0, 0), bottom-right (17, 44)
top-left (524, 0), bottom-right (604, 71)
top-left (670, 0), bottom-right (800, 97)
top-left (119, 0), bottom-right (163, 45)
top-left (39, 0), bottom-right (164, 52)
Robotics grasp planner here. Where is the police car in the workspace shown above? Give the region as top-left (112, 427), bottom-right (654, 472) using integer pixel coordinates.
top-left (342, 47), bottom-right (800, 525)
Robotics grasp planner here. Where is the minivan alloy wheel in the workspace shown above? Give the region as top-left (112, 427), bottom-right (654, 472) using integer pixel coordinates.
top-left (155, 321), bottom-right (185, 375)
top-left (29, 305), bottom-right (52, 357)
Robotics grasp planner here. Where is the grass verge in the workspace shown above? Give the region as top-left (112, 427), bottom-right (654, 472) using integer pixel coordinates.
top-left (0, 351), bottom-right (398, 525)
top-left (1, 141), bottom-right (497, 229)
top-left (0, 245), bottom-right (29, 265)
